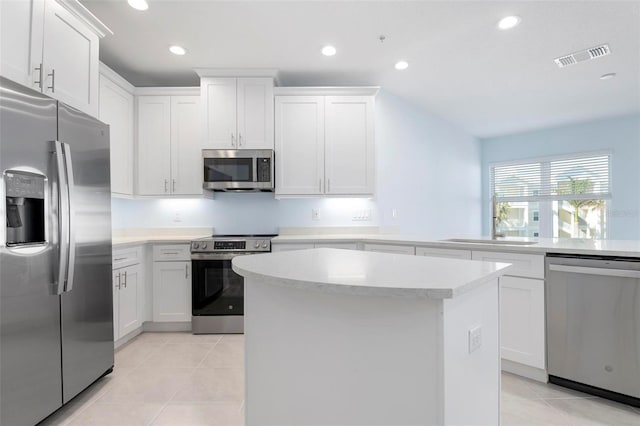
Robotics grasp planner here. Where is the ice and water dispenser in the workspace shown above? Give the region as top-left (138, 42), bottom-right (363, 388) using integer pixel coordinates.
top-left (4, 170), bottom-right (46, 247)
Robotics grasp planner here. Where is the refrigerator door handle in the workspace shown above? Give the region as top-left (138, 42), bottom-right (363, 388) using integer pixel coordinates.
top-left (54, 141), bottom-right (69, 295)
top-left (62, 142), bottom-right (76, 292)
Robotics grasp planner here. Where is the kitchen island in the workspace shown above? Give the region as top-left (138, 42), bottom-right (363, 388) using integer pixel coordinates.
top-left (233, 248), bottom-right (512, 426)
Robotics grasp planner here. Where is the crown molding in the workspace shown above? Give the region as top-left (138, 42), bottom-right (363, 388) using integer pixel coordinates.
top-left (273, 86), bottom-right (380, 96)
top-left (56, 0), bottom-right (113, 38)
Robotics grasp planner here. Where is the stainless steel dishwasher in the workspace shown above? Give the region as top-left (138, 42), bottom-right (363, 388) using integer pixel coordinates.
top-left (546, 254), bottom-right (640, 407)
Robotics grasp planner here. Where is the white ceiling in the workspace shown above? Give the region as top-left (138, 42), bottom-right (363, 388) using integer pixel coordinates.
top-left (81, 0), bottom-right (640, 138)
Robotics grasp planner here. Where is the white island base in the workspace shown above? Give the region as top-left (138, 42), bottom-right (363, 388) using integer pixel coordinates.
top-left (233, 248), bottom-right (511, 426)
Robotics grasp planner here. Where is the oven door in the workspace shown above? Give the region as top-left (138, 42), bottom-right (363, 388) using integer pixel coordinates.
top-left (192, 253), bottom-right (251, 316)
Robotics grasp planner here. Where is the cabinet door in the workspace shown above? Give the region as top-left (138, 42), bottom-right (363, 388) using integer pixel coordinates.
top-left (471, 251), bottom-right (544, 279)
top-left (42, 0), bottom-right (99, 117)
top-left (0, 0), bottom-right (44, 88)
top-left (201, 77), bottom-right (237, 149)
top-left (325, 96), bottom-right (374, 195)
top-left (137, 96), bottom-right (171, 195)
top-left (153, 261), bottom-right (191, 322)
top-left (112, 270), bottom-right (120, 341)
top-left (500, 276), bottom-right (545, 369)
top-left (237, 78), bottom-right (274, 149)
top-left (275, 96), bottom-right (325, 195)
top-left (99, 74), bottom-right (134, 196)
top-left (416, 247), bottom-right (472, 260)
top-left (171, 96), bottom-right (202, 195)
top-left (363, 243), bottom-right (415, 255)
top-left (118, 264), bottom-right (142, 337)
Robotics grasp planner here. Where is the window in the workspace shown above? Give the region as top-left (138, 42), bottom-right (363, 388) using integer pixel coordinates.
top-left (490, 153), bottom-right (610, 239)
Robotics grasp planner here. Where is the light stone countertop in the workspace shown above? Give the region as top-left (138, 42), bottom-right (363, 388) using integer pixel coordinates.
top-left (111, 227), bottom-right (211, 248)
top-left (272, 234), bottom-right (640, 257)
top-left (232, 248), bottom-right (512, 299)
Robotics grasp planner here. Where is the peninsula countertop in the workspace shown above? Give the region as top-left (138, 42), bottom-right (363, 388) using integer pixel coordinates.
top-left (272, 234), bottom-right (640, 257)
top-left (232, 247), bottom-right (512, 299)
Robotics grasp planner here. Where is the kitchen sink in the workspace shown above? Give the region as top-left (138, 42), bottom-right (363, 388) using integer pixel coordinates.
top-left (443, 238), bottom-right (538, 246)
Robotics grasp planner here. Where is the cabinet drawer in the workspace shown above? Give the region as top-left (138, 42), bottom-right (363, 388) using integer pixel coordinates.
top-left (363, 243), bottom-right (415, 255)
top-left (471, 251), bottom-right (544, 279)
top-left (314, 242), bottom-right (359, 250)
top-left (272, 243), bottom-right (315, 252)
top-left (112, 246), bottom-right (142, 269)
top-left (153, 244), bottom-right (190, 261)
top-left (416, 246), bottom-right (472, 260)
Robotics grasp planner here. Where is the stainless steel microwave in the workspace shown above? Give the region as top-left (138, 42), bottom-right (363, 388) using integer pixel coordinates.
top-left (202, 149), bottom-right (274, 192)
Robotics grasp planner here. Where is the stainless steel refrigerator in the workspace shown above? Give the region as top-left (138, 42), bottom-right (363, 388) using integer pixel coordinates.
top-left (0, 76), bottom-right (114, 426)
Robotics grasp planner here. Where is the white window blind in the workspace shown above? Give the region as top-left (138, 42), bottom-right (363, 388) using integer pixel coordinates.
top-left (491, 154), bottom-right (610, 202)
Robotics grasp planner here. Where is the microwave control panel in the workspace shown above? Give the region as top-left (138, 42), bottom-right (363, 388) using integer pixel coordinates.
top-left (256, 158), bottom-right (271, 182)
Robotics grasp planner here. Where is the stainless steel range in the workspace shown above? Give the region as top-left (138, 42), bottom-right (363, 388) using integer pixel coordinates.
top-left (190, 234), bottom-right (276, 334)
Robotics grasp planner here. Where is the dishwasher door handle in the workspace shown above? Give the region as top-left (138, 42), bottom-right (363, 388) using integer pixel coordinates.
top-left (549, 264), bottom-right (640, 279)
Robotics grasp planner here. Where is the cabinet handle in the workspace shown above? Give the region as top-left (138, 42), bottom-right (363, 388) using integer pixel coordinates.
top-left (319, 178), bottom-right (322, 193)
top-left (172, 179), bottom-right (176, 192)
top-left (116, 272), bottom-right (121, 290)
top-left (122, 271), bottom-right (127, 288)
top-left (231, 133), bottom-right (235, 147)
top-left (238, 133), bottom-right (243, 147)
top-left (162, 251), bottom-right (179, 255)
top-left (164, 179), bottom-right (168, 192)
top-left (327, 179), bottom-right (331, 192)
top-left (114, 257), bottom-right (127, 262)
top-left (47, 69), bottom-right (55, 93)
top-left (185, 264), bottom-right (189, 278)
top-left (34, 64), bottom-right (43, 90)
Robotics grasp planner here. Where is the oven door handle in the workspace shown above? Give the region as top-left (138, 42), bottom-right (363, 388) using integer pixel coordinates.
top-left (191, 252), bottom-right (261, 261)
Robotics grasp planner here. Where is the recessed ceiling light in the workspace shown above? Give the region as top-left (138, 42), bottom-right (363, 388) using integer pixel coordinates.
top-left (497, 15), bottom-right (521, 30)
top-left (127, 0), bottom-right (148, 11)
top-left (169, 45), bottom-right (186, 56)
top-left (600, 73), bottom-right (617, 80)
top-left (395, 61), bottom-right (409, 70)
top-left (322, 46), bottom-right (337, 56)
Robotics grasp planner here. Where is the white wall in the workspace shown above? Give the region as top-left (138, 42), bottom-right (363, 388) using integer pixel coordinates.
top-left (112, 90), bottom-right (482, 237)
top-left (481, 114), bottom-right (640, 240)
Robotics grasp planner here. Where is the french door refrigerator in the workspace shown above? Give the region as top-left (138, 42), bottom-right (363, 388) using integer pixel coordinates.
top-left (1, 76), bottom-right (114, 426)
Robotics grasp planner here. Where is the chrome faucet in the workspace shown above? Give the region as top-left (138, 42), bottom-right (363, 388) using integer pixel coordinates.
top-left (492, 194), bottom-right (505, 239)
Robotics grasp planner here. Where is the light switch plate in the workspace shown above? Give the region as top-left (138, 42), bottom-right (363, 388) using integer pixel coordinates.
top-left (468, 326), bottom-right (482, 353)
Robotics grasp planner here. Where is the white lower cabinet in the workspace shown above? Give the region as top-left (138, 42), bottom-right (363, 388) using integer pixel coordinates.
top-left (363, 243), bottom-right (415, 255)
top-left (152, 245), bottom-right (191, 322)
top-left (499, 276), bottom-right (546, 369)
top-left (112, 246), bottom-right (144, 342)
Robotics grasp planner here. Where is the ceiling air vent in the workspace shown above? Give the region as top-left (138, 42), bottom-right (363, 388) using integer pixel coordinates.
top-left (554, 44), bottom-right (611, 68)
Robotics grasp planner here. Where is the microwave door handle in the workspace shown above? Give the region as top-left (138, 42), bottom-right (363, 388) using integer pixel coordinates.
top-left (62, 142), bottom-right (76, 292)
top-left (53, 141), bottom-right (68, 295)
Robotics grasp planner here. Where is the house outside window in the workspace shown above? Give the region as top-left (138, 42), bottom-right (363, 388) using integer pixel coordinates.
top-left (491, 153), bottom-right (610, 239)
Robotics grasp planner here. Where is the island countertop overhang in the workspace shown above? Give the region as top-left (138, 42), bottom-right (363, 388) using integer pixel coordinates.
top-left (232, 248), bottom-right (512, 299)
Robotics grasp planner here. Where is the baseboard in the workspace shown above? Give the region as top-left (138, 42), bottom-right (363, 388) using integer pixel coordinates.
top-left (114, 327), bottom-right (143, 349)
top-left (142, 321), bottom-right (192, 332)
top-left (501, 358), bottom-right (548, 383)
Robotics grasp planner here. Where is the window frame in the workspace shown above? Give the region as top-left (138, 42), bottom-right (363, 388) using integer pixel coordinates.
top-left (489, 150), bottom-right (612, 239)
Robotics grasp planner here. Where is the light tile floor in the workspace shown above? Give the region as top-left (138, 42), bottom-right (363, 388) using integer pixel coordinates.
top-left (39, 332), bottom-right (640, 426)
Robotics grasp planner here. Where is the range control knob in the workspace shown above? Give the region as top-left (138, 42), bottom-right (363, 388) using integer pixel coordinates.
top-left (254, 241), bottom-right (260, 249)
top-left (262, 242), bottom-right (268, 248)
top-left (193, 242), bottom-right (199, 249)
top-left (202, 242), bottom-right (207, 249)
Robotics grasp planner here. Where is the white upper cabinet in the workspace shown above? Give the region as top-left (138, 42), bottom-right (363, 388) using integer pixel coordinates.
top-left (0, 0), bottom-right (110, 118)
top-left (275, 96), bottom-right (325, 195)
top-left (136, 93), bottom-right (202, 196)
top-left (171, 96), bottom-right (202, 195)
top-left (324, 96), bottom-right (374, 195)
top-left (201, 77), bottom-right (274, 150)
top-left (137, 96), bottom-right (172, 195)
top-left (99, 69), bottom-right (134, 197)
top-left (0, 0), bottom-right (44, 88)
top-left (274, 88), bottom-right (377, 197)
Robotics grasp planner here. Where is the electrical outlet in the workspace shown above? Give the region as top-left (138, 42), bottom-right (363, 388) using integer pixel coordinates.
top-left (312, 209), bottom-right (320, 221)
top-left (173, 212), bottom-right (182, 223)
top-left (392, 208), bottom-right (398, 220)
top-left (352, 209), bottom-right (372, 221)
top-left (468, 326), bottom-right (482, 353)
